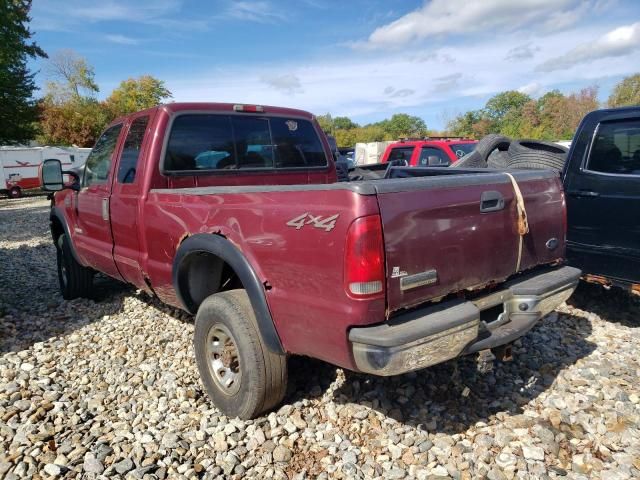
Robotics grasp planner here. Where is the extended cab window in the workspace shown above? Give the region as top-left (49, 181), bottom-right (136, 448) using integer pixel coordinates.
top-left (419, 147), bottom-right (449, 166)
top-left (388, 147), bottom-right (414, 162)
top-left (164, 114), bottom-right (327, 172)
top-left (118, 116), bottom-right (149, 183)
top-left (84, 124), bottom-right (122, 187)
top-left (588, 120), bottom-right (640, 175)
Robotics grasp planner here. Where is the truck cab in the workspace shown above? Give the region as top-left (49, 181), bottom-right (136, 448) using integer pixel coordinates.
top-left (563, 107), bottom-right (640, 290)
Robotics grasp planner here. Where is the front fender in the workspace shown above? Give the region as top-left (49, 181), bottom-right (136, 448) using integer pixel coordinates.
top-left (50, 206), bottom-right (83, 265)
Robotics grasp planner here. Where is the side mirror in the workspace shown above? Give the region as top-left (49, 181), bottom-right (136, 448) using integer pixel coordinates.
top-left (40, 159), bottom-right (64, 191)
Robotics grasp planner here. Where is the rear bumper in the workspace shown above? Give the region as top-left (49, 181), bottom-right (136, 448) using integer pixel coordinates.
top-left (349, 265), bottom-right (580, 376)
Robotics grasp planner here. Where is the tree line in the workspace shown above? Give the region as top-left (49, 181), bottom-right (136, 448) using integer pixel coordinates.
top-left (317, 74), bottom-right (640, 147)
top-left (2, 2), bottom-right (639, 148)
top-left (0, 1), bottom-right (171, 147)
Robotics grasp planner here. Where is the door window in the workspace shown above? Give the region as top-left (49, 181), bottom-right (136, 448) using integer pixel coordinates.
top-left (118, 116), bottom-right (149, 183)
top-left (419, 147), bottom-right (449, 166)
top-left (587, 120), bottom-right (640, 176)
top-left (83, 124), bottom-right (123, 187)
top-left (388, 147), bottom-right (414, 162)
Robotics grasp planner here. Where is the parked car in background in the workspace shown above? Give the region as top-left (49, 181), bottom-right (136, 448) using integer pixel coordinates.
top-left (380, 138), bottom-right (478, 167)
top-left (40, 102), bottom-right (579, 418)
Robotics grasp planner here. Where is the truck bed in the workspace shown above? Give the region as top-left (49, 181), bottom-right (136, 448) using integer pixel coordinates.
top-left (151, 166), bottom-right (566, 319)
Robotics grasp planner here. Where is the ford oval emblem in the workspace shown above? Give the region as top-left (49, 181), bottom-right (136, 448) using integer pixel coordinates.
top-left (546, 238), bottom-right (559, 250)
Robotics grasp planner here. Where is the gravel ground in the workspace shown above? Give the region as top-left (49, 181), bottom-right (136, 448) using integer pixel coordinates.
top-left (1, 196), bottom-right (639, 480)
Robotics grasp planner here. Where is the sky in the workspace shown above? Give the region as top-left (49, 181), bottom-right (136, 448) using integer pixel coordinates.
top-left (29, 0), bottom-right (640, 130)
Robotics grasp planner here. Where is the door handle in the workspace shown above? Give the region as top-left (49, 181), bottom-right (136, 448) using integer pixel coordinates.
top-left (480, 190), bottom-right (505, 212)
top-left (571, 190), bottom-right (600, 198)
top-left (102, 198), bottom-right (109, 221)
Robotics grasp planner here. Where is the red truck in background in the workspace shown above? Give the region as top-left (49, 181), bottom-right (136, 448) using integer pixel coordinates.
top-left (40, 102), bottom-right (580, 419)
top-left (380, 138), bottom-right (478, 166)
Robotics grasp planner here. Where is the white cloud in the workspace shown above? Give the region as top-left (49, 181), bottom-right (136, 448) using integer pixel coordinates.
top-left (537, 22), bottom-right (640, 71)
top-left (360, 0), bottom-right (576, 49)
top-left (384, 87), bottom-right (415, 98)
top-left (162, 22), bottom-right (640, 127)
top-left (105, 34), bottom-right (140, 45)
top-left (224, 1), bottom-right (286, 23)
top-left (432, 73), bottom-right (463, 93)
top-left (72, 0), bottom-right (180, 22)
top-left (518, 82), bottom-right (543, 96)
top-left (261, 74), bottom-right (303, 94)
top-left (505, 43), bottom-right (540, 61)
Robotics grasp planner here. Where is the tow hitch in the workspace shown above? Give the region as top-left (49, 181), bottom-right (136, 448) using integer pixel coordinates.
top-left (477, 344), bottom-right (513, 373)
top-left (492, 344), bottom-right (513, 362)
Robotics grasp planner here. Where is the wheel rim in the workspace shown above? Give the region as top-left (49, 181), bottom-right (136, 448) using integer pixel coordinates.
top-left (206, 324), bottom-right (242, 396)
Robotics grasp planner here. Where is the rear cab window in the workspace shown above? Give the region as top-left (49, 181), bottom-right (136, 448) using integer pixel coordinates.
top-left (419, 147), bottom-right (449, 166)
top-left (163, 114), bottom-right (327, 173)
top-left (388, 147), bottom-right (415, 163)
top-left (449, 143), bottom-right (476, 160)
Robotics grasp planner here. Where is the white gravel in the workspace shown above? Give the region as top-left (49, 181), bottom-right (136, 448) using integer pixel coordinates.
top-left (1, 195), bottom-right (639, 479)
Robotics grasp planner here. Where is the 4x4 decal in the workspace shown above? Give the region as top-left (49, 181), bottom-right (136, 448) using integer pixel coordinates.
top-left (286, 213), bottom-right (339, 232)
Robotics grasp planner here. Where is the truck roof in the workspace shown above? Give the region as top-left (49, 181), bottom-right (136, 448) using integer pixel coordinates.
top-left (160, 102), bottom-right (315, 119)
top-left (393, 138), bottom-right (477, 147)
top-left (107, 102), bottom-right (318, 129)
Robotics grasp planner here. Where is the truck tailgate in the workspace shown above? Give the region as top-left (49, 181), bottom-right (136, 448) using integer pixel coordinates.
top-left (374, 170), bottom-right (566, 314)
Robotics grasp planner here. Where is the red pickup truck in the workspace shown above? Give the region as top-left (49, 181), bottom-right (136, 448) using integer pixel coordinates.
top-left (380, 138), bottom-right (478, 166)
top-left (40, 102), bottom-right (580, 419)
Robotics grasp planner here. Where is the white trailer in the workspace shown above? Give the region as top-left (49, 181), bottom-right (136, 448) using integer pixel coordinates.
top-left (0, 146), bottom-right (88, 198)
top-left (354, 141), bottom-right (396, 165)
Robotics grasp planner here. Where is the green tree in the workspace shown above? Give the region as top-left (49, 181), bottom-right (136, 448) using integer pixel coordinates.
top-left (379, 113), bottom-right (427, 139)
top-left (46, 49), bottom-right (99, 100)
top-left (316, 113), bottom-right (333, 134)
top-left (0, 0), bottom-right (47, 144)
top-left (608, 73), bottom-right (640, 107)
top-left (333, 116), bottom-right (358, 130)
top-left (485, 91), bottom-right (531, 122)
top-left (105, 75), bottom-right (172, 118)
top-left (447, 111), bottom-right (483, 138)
top-left (38, 96), bottom-right (109, 147)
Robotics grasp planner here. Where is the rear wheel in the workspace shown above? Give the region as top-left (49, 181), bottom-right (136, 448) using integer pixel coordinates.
top-left (194, 289), bottom-right (287, 419)
top-left (56, 234), bottom-right (93, 299)
top-left (8, 187), bottom-right (21, 199)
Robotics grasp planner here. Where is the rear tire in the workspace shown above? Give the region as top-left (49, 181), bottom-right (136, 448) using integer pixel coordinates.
top-left (8, 187), bottom-right (21, 199)
top-left (487, 151), bottom-right (510, 169)
top-left (450, 150), bottom-right (486, 168)
top-left (194, 289), bottom-right (287, 419)
top-left (57, 234), bottom-right (93, 299)
top-left (507, 140), bottom-right (567, 172)
top-left (474, 134), bottom-right (511, 160)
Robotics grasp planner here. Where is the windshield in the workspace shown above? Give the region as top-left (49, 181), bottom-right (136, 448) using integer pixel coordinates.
top-left (449, 143), bottom-right (477, 159)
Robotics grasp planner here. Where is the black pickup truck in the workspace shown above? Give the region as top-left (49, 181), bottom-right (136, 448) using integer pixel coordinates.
top-left (563, 106), bottom-right (640, 292)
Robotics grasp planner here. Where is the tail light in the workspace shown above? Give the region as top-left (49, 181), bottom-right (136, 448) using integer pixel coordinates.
top-left (344, 215), bottom-right (385, 298)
